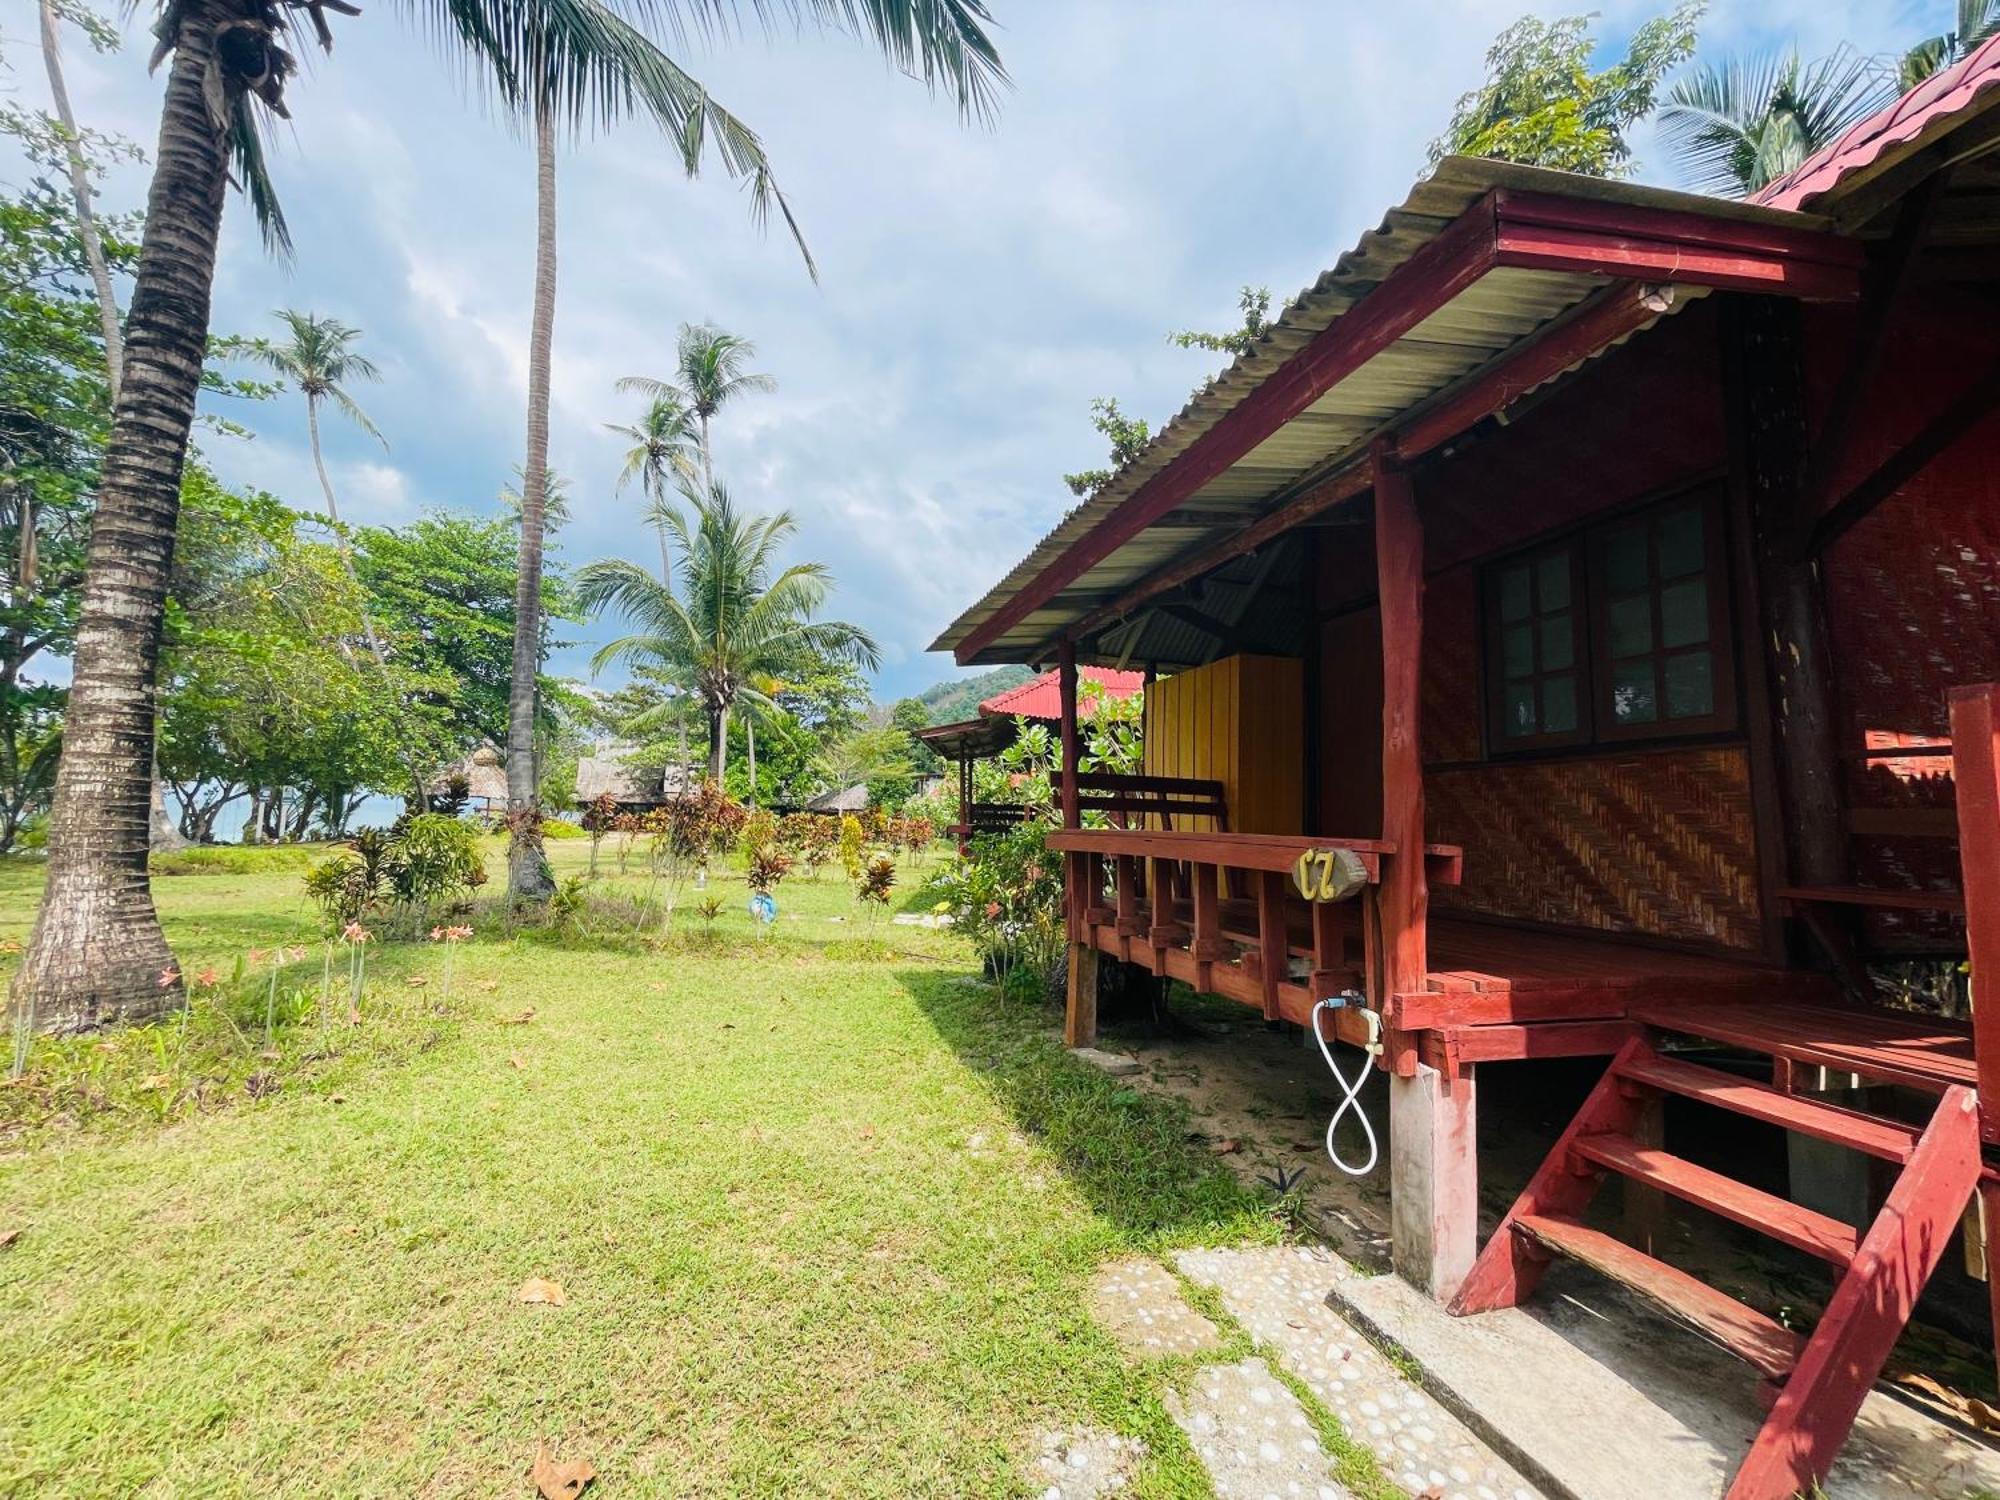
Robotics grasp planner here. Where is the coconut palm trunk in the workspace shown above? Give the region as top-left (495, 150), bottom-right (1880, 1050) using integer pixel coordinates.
top-left (13, 9), bottom-right (228, 1029)
top-left (39, 0), bottom-right (188, 856)
top-left (707, 703), bottom-right (727, 785)
top-left (505, 105), bottom-right (559, 904)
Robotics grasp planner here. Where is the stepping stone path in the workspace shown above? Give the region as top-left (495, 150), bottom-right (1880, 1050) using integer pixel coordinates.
top-left (1089, 1257), bottom-right (1223, 1357)
top-left (1166, 1356), bottom-right (1347, 1499)
top-left (1027, 1426), bottom-right (1147, 1499)
top-left (1180, 1246), bottom-right (1541, 1500)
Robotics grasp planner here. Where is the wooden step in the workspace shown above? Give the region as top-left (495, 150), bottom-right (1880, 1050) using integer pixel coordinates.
top-left (1512, 1213), bottom-right (1802, 1381)
top-left (1571, 1133), bottom-right (1860, 1267)
top-left (1614, 1052), bottom-right (1923, 1163)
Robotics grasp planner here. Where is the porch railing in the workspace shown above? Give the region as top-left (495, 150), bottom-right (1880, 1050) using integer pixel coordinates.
top-left (1047, 827), bottom-right (1462, 1055)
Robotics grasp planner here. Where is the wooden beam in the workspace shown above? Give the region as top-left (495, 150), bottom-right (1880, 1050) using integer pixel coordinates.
top-left (1802, 175), bottom-right (1944, 524)
top-left (1725, 298), bottom-right (1852, 918)
top-left (1800, 351), bottom-right (2000, 559)
top-left (1057, 640), bottom-right (1081, 830)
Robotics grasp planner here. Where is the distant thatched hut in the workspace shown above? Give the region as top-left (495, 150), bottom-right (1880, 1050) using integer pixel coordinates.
top-left (429, 745), bottom-right (510, 815)
top-left (574, 745), bottom-right (693, 814)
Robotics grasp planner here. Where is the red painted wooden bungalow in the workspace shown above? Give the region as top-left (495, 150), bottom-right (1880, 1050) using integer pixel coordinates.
top-left (932, 41), bottom-right (2000, 1500)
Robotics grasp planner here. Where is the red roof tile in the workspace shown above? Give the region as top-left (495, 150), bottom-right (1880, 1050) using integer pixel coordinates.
top-left (1755, 35), bottom-right (2000, 213)
top-left (980, 667), bottom-right (1144, 721)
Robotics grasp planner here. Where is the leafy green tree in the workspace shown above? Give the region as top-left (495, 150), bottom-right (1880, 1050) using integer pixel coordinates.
top-left (815, 723), bottom-right (914, 807)
top-left (17, 0), bottom-right (1002, 1028)
top-left (1430, 5), bottom-right (1703, 176)
top-left (1902, 1), bottom-right (2000, 90)
top-left (1063, 397), bottom-right (1151, 498)
top-left (1169, 286), bottom-right (1272, 358)
top-left (354, 513), bottom-right (564, 757)
top-left (576, 482), bottom-right (880, 784)
top-left (159, 475), bottom-right (457, 844)
top-left (1660, 48), bottom-right (1889, 197)
top-left (891, 697), bottom-right (940, 777)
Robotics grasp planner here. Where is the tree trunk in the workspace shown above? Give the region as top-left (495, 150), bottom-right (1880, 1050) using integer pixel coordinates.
top-left (505, 106), bottom-right (558, 905)
top-left (746, 718), bottom-right (756, 806)
top-left (41, 0), bottom-right (186, 858)
top-left (698, 412), bottom-right (713, 493)
top-left (707, 704), bottom-right (727, 785)
top-left (14, 9), bottom-right (228, 1031)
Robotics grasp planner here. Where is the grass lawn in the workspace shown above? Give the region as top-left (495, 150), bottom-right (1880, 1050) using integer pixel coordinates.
top-left (0, 836), bottom-right (1308, 1497)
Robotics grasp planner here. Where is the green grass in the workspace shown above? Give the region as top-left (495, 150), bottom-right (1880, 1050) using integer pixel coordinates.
top-left (0, 838), bottom-right (1293, 1496)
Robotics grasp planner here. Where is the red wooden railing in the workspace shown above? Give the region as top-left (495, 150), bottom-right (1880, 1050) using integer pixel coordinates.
top-left (1047, 827), bottom-right (1463, 1055)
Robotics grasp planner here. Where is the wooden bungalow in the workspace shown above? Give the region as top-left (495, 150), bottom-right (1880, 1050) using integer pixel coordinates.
top-left (916, 665), bottom-right (1145, 847)
top-left (931, 42), bottom-right (2000, 1499)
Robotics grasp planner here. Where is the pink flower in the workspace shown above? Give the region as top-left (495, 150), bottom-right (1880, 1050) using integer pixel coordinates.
top-left (448, 925), bottom-right (473, 942)
top-left (195, 966), bottom-right (219, 988)
top-left (341, 922), bottom-right (372, 945)
top-left (247, 948), bottom-right (268, 965)
top-left (984, 902), bottom-right (1002, 920)
top-left (429, 926), bottom-right (445, 942)
top-left (157, 967), bottom-right (179, 988)
top-left (1023, 863), bottom-right (1042, 882)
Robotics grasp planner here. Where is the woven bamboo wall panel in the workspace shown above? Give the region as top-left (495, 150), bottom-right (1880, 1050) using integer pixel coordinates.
top-left (1422, 567), bottom-right (1483, 765)
top-left (1428, 745), bottom-right (1763, 949)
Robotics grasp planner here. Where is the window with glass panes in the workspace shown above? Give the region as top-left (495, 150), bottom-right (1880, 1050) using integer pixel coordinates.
top-left (1486, 545), bottom-right (1586, 748)
top-left (1481, 493), bottom-right (1733, 753)
top-left (1590, 499), bottom-right (1732, 738)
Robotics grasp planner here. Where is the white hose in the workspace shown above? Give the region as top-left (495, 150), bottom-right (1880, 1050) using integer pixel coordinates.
top-left (1312, 994), bottom-right (1382, 1177)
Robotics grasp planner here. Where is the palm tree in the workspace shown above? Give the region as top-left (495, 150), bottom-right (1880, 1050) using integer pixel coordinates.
top-left (499, 466), bottom-right (573, 535)
top-left (618, 324), bottom-right (774, 490)
top-left (576, 482), bottom-right (879, 785)
top-left (1902, 1), bottom-right (2000, 89)
top-left (14, 0), bottom-right (1004, 1031)
top-left (1659, 49), bottom-right (1890, 198)
top-left (609, 396), bottom-right (701, 581)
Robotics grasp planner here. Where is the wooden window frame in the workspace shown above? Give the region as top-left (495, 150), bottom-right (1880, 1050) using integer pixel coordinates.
top-left (1480, 487), bottom-right (1736, 756)
top-left (1482, 541), bottom-right (1592, 752)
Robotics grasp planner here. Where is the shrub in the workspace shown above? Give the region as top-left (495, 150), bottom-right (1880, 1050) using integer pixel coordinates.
top-left (838, 813), bottom-right (865, 882)
top-left (920, 818), bottom-right (1063, 1003)
top-left (856, 854), bottom-right (896, 915)
top-left (539, 817), bottom-right (585, 839)
top-left (301, 817), bottom-right (488, 934)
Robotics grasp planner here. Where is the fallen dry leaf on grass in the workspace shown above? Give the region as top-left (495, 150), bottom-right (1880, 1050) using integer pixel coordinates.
top-left (405, 975), bottom-right (428, 988)
top-left (0, 1227), bottom-right (21, 1250)
top-left (1208, 1139), bottom-right (1241, 1155)
top-left (501, 1008), bottom-right (536, 1026)
top-left (477, 979), bottom-right (499, 992)
top-left (509, 1056), bottom-right (527, 1071)
top-left (530, 1444), bottom-right (596, 1498)
top-left (517, 1277), bottom-right (567, 1306)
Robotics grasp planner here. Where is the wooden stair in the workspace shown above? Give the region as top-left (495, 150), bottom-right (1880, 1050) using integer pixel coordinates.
top-left (1451, 1031), bottom-right (1985, 1500)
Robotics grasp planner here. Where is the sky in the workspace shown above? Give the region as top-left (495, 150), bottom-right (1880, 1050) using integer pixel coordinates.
top-left (0, 0), bottom-right (1944, 703)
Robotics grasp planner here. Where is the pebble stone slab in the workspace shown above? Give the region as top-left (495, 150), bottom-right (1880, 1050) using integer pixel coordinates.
top-left (1168, 1356), bottom-right (1350, 1500)
top-left (1027, 1425), bottom-right (1146, 1499)
top-left (1089, 1257), bottom-right (1224, 1358)
top-left (1071, 1046), bottom-right (1145, 1076)
top-left (1179, 1246), bottom-right (1541, 1500)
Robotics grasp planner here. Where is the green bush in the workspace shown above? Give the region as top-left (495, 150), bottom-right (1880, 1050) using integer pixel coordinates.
top-left (540, 817), bottom-right (585, 840)
top-left (152, 844), bottom-right (319, 877)
top-left (302, 817), bottom-right (487, 933)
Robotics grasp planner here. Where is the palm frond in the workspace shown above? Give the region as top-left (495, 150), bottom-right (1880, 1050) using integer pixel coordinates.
top-left (227, 93), bottom-right (293, 256)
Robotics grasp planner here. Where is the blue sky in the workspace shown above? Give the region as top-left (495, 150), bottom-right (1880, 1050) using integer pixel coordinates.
top-left (3, 0), bottom-right (1941, 701)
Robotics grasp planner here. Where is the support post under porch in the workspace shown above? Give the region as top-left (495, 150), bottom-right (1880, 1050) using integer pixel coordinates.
top-left (1373, 439), bottom-right (1474, 1301)
top-left (1058, 640), bottom-right (1096, 1048)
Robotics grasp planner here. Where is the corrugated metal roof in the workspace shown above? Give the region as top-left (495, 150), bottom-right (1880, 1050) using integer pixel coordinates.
top-left (1756, 33), bottom-right (2000, 216)
top-left (931, 155), bottom-right (1823, 667)
top-left (980, 666), bottom-right (1144, 719)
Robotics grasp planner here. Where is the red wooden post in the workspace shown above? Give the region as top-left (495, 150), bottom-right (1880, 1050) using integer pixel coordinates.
top-left (1057, 640), bottom-right (1082, 831)
top-left (1372, 440), bottom-right (1430, 1025)
top-left (1951, 683), bottom-right (2000, 1137)
top-left (1374, 439), bottom-right (1475, 1302)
